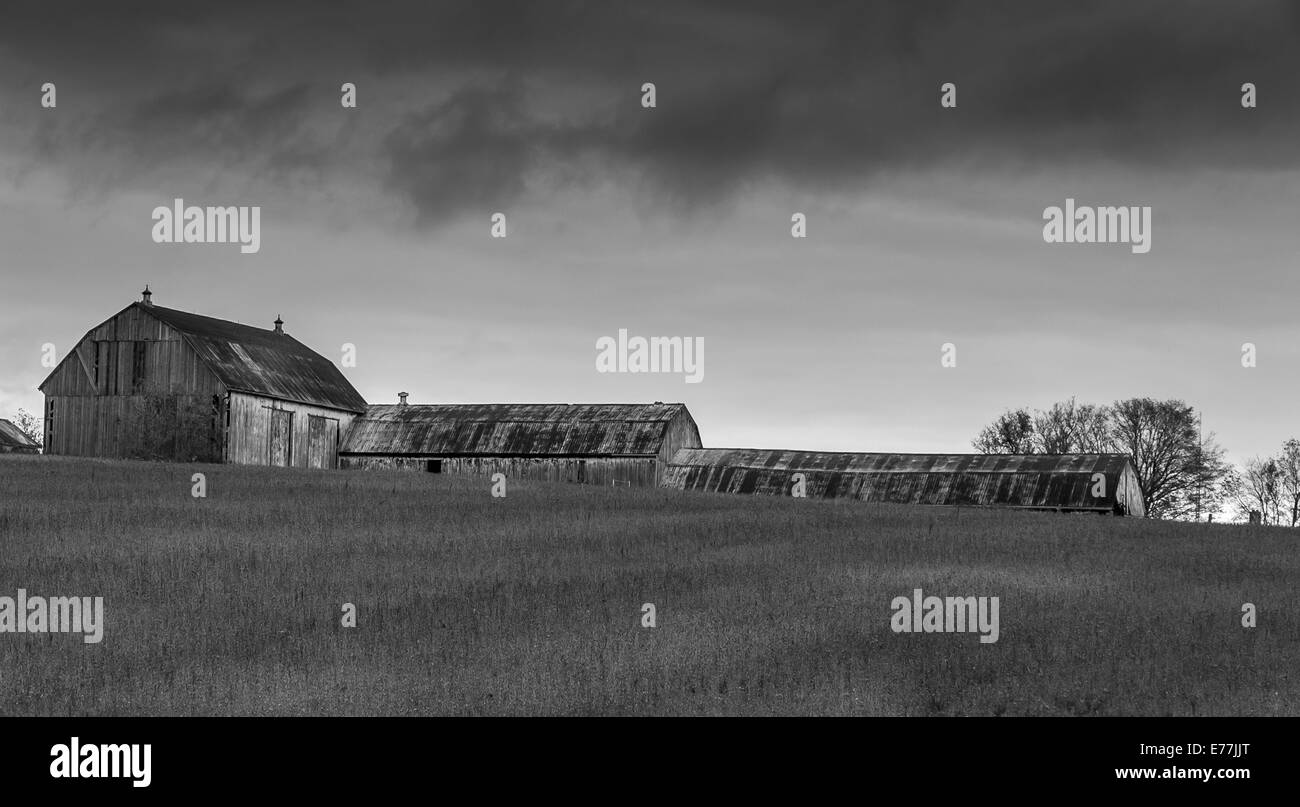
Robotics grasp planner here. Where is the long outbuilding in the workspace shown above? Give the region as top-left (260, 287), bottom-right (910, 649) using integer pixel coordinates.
top-left (661, 448), bottom-right (1146, 516)
top-left (339, 401), bottom-right (702, 487)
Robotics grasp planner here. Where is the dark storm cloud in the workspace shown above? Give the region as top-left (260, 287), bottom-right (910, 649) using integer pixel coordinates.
top-left (383, 83), bottom-right (550, 220)
top-left (23, 79), bottom-right (334, 190)
top-left (5, 1), bottom-right (1299, 215)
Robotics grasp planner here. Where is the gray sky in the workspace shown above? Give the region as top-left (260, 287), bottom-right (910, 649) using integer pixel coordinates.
top-left (2, 1), bottom-right (1299, 461)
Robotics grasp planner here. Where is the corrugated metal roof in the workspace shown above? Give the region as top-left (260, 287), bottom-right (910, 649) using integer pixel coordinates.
top-left (340, 403), bottom-right (689, 456)
top-left (143, 304), bottom-right (367, 412)
top-left (0, 419), bottom-right (39, 449)
top-left (663, 448), bottom-right (1138, 511)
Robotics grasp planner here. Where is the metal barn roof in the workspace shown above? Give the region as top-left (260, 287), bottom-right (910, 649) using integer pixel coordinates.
top-left (0, 419), bottom-right (39, 450)
top-left (340, 403), bottom-right (691, 457)
top-left (663, 449), bottom-right (1140, 511)
top-left (143, 304), bottom-right (367, 412)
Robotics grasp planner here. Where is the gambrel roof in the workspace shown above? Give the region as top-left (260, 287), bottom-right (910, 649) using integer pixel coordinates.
top-left (39, 302), bottom-right (367, 413)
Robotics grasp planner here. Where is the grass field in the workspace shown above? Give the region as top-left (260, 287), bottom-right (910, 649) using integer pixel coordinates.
top-left (0, 454), bottom-right (1295, 716)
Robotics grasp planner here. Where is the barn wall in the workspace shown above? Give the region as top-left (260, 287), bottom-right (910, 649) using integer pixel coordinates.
top-left (1116, 465), bottom-right (1146, 517)
top-left (43, 393), bottom-right (223, 460)
top-left (225, 392), bottom-right (355, 470)
top-left (42, 305), bottom-right (229, 460)
top-left (655, 410), bottom-right (703, 483)
top-left (339, 454), bottom-right (660, 486)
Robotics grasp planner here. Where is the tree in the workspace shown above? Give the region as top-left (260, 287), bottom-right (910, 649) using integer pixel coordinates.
top-left (972, 409), bottom-right (1035, 454)
top-left (1276, 438), bottom-right (1300, 528)
top-left (1031, 397), bottom-right (1114, 454)
top-left (11, 408), bottom-right (42, 448)
top-left (1032, 400), bottom-right (1078, 454)
top-left (1107, 398), bottom-right (1211, 520)
top-left (1180, 429), bottom-right (1232, 521)
top-left (1071, 403), bottom-right (1114, 453)
top-left (973, 397), bottom-right (1234, 520)
top-left (1230, 456), bottom-right (1283, 525)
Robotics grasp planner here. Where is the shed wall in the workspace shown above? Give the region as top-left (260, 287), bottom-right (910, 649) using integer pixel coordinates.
top-left (339, 454), bottom-right (659, 486)
top-left (225, 392), bottom-right (355, 469)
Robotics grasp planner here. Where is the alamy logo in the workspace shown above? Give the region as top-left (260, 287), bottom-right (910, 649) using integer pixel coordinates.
top-left (890, 588), bottom-right (1000, 644)
top-left (50, 738), bottom-right (151, 788)
top-left (595, 329), bottom-right (704, 383)
top-left (1042, 198), bottom-right (1150, 254)
top-left (0, 589), bottom-right (104, 644)
top-left (151, 198), bottom-right (261, 254)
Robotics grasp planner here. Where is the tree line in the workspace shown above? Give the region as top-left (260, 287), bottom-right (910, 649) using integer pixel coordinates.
top-left (973, 397), bottom-right (1298, 524)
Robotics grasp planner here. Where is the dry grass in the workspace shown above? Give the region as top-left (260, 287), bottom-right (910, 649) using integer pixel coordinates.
top-left (0, 454), bottom-right (1295, 715)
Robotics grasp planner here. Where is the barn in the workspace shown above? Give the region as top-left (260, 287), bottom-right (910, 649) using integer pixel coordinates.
top-left (0, 419), bottom-right (40, 454)
top-left (38, 289), bottom-right (366, 468)
top-left (661, 449), bottom-right (1146, 516)
top-left (339, 400), bottom-right (702, 487)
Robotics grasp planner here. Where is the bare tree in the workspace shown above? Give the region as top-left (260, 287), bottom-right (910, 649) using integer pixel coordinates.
top-left (1230, 456), bottom-right (1283, 525)
top-left (1274, 439), bottom-right (1300, 527)
top-left (1072, 403), bottom-right (1114, 453)
top-left (1108, 398), bottom-right (1205, 519)
top-left (972, 409), bottom-right (1035, 454)
top-left (1181, 429), bottom-right (1232, 521)
top-left (1032, 399), bottom-right (1078, 454)
top-left (973, 397), bottom-right (1232, 519)
top-left (1031, 397), bottom-right (1114, 454)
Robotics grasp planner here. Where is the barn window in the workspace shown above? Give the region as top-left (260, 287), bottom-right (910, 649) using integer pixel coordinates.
top-left (131, 341), bottom-right (147, 392)
top-left (92, 342), bottom-right (100, 390)
top-left (44, 399), bottom-right (54, 450)
top-left (426, 460), bottom-right (443, 473)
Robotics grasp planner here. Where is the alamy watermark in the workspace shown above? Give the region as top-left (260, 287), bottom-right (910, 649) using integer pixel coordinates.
top-left (1043, 198), bottom-right (1150, 254)
top-left (50, 738), bottom-right (150, 787)
top-left (0, 589), bottom-right (104, 644)
top-left (151, 198), bottom-right (261, 254)
top-left (890, 588), bottom-right (999, 644)
top-left (595, 329), bottom-right (703, 383)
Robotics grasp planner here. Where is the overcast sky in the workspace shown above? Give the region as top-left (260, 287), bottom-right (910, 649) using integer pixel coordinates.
top-left (2, 1), bottom-right (1299, 461)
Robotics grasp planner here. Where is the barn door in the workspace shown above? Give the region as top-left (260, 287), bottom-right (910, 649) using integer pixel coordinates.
top-left (269, 409), bottom-right (293, 467)
top-left (307, 415), bottom-right (338, 470)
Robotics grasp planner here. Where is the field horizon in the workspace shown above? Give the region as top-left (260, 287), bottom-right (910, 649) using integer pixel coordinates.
top-left (0, 454), bottom-right (1295, 716)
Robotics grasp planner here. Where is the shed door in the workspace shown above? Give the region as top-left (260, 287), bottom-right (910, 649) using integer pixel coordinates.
top-left (307, 415), bottom-right (339, 470)
top-left (269, 409), bottom-right (293, 467)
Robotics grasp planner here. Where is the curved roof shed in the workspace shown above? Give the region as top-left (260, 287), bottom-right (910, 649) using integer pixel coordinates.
top-left (662, 449), bottom-right (1146, 516)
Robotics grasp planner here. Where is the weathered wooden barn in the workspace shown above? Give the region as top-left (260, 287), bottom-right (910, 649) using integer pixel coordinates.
top-left (38, 289), bottom-right (366, 468)
top-left (0, 419), bottom-right (40, 454)
top-left (339, 401), bottom-right (702, 486)
top-left (661, 449), bottom-right (1146, 516)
